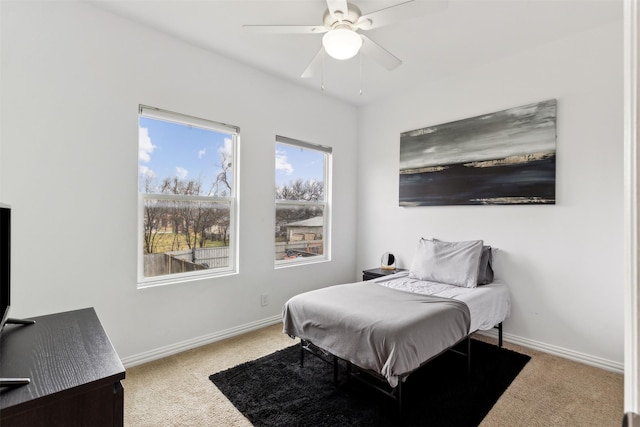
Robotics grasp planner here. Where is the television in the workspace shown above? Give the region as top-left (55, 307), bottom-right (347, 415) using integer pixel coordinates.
top-left (0, 203), bottom-right (11, 330)
top-left (0, 203), bottom-right (34, 387)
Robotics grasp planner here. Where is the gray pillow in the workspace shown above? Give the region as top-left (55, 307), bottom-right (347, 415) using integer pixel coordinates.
top-left (477, 246), bottom-right (494, 285)
top-left (409, 238), bottom-right (484, 288)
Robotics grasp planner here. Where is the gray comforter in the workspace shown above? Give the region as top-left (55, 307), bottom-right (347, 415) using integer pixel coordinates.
top-left (282, 282), bottom-right (471, 387)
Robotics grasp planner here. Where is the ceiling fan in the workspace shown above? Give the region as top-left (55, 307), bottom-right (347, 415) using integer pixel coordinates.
top-left (243, 0), bottom-right (447, 78)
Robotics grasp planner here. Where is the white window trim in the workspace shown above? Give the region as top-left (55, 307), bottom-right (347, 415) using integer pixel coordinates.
top-left (137, 106), bottom-right (239, 288)
top-left (140, 105), bottom-right (239, 134)
top-left (274, 136), bottom-right (332, 268)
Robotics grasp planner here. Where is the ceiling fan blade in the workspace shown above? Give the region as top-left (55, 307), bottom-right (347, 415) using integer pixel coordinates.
top-left (301, 47), bottom-right (324, 78)
top-left (360, 34), bottom-right (402, 71)
top-left (326, 0), bottom-right (349, 20)
top-left (243, 25), bottom-right (328, 34)
top-left (356, 0), bottom-right (448, 31)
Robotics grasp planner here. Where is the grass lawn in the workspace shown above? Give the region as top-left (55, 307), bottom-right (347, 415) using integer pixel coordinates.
top-left (148, 232), bottom-right (226, 253)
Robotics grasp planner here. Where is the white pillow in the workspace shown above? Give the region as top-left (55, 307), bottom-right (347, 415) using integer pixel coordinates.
top-left (409, 238), bottom-right (484, 288)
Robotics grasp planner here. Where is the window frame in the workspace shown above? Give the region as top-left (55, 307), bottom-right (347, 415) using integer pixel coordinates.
top-left (274, 135), bottom-right (332, 268)
top-left (137, 105), bottom-right (239, 288)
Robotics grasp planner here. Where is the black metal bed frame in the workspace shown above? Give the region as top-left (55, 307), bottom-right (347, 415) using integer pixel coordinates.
top-left (298, 322), bottom-right (504, 423)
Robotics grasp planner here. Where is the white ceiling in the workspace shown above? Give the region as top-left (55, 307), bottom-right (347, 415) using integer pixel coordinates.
top-left (86, 0), bottom-right (621, 106)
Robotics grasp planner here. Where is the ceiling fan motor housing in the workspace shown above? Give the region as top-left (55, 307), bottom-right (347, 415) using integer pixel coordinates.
top-left (323, 3), bottom-right (363, 29)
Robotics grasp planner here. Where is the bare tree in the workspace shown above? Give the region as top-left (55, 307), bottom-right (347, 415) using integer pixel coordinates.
top-left (276, 179), bottom-right (323, 201)
top-left (209, 144), bottom-right (232, 197)
top-left (142, 175), bottom-right (167, 254)
top-left (142, 144), bottom-right (234, 254)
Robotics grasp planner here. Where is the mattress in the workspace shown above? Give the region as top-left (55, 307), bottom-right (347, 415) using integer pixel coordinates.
top-left (371, 270), bottom-right (511, 333)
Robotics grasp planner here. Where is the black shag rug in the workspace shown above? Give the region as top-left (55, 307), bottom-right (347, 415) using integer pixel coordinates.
top-left (209, 339), bottom-right (530, 427)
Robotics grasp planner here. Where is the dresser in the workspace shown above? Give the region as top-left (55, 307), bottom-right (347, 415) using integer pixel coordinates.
top-left (0, 307), bottom-right (125, 426)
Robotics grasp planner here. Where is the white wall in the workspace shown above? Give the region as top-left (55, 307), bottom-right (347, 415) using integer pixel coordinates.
top-left (357, 20), bottom-right (625, 368)
top-left (0, 0), bottom-right (627, 371)
top-left (0, 1), bottom-right (358, 361)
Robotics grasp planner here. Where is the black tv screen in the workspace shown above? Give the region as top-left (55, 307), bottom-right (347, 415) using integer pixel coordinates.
top-left (0, 203), bottom-right (10, 329)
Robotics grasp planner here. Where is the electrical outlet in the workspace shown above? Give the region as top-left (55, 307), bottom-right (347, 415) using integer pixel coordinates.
top-left (261, 294), bottom-right (269, 307)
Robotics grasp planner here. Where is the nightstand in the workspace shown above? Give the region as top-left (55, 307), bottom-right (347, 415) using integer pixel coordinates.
top-left (362, 267), bottom-right (407, 281)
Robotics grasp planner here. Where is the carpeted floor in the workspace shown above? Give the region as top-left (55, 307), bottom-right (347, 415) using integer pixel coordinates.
top-left (209, 340), bottom-right (530, 426)
top-left (123, 323), bottom-right (623, 426)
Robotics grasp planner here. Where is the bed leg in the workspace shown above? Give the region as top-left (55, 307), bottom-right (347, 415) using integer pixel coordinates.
top-left (498, 323), bottom-right (503, 347)
top-left (397, 381), bottom-right (403, 424)
top-left (300, 340), bottom-right (305, 367)
top-left (333, 355), bottom-right (339, 385)
top-left (467, 336), bottom-right (472, 378)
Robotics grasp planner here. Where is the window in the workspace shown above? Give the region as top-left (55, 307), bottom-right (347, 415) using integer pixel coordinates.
top-left (275, 135), bottom-right (331, 266)
top-left (138, 105), bottom-right (238, 286)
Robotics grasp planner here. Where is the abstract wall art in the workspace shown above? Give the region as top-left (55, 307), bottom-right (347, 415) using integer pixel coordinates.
top-left (399, 99), bottom-right (557, 206)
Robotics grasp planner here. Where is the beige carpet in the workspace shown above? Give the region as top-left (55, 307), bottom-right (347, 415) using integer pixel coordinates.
top-left (123, 324), bottom-right (623, 426)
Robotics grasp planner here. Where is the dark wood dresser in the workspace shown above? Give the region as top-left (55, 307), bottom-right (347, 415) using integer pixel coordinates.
top-left (0, 307), bottom-right (125, 426)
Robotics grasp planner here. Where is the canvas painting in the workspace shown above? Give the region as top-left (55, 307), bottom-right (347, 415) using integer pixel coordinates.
top-left (399, 99), bottom-right (557, 206)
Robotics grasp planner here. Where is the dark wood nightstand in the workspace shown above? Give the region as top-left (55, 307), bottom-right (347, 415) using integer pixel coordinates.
top-left (362, 267), bottom-right (407, 281)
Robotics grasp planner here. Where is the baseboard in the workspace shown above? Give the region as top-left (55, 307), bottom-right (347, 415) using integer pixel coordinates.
top-left (477, 329), bottom-right (624, 374)
top-left (121, 314), bottom-right (282, 368)
top-left (122, 317), bottom-right (624, 373)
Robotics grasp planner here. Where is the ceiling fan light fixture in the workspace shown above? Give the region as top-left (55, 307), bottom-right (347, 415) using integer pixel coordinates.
top-left (322, 28), bottom-right (363, 60)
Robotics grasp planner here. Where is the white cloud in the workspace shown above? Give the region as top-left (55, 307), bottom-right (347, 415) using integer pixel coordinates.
top-left (176, 167), bottom-right (188, 179)
top-left (139, 127), bottom-right (155, 163)
top-left (275, 149), bottom-right (294, 175)
top-left (218, 137), bottom-right (233, 158)
top-left (139, 165), bottom-right (155, 178)
top-left (198, 148), bottom-right (206, 159)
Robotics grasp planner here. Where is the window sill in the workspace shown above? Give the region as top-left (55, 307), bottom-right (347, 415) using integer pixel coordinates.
top-left (137, 268), bottom-right (238, 289)
top-left (274, 257), bottom-right (330, 269)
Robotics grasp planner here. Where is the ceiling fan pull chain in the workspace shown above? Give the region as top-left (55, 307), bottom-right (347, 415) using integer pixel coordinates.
top-left (321, 49), bottom-right (325, 92)
top-left (359, 50), bottom-right (363, 96)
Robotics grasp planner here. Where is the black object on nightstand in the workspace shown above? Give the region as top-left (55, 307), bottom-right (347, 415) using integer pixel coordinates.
top-left (362, 267), bottom-right (407, 281)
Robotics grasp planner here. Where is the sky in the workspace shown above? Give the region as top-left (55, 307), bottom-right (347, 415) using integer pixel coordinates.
top-left (139, 117), bottom-right (232, 194)
top-left (139, 117), bottom-right (325, 193)
top-left (276, 143), bottom-right (324, 187)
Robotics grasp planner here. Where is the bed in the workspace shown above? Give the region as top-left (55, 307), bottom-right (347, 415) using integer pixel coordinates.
top-left (282, 238), bottom-right (511, 416)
